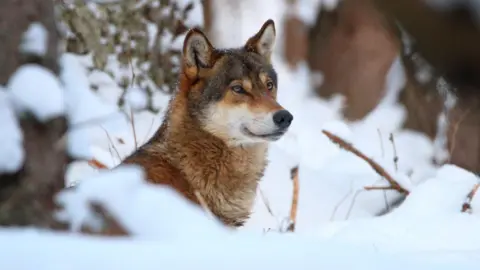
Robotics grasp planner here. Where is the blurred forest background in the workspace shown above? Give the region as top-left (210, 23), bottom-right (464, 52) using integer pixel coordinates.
top-left (0, 0), bottom-right (480, 228)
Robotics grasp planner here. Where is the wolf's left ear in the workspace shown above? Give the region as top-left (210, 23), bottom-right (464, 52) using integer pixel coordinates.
top-left (244, 19), bottom-right (276, 60)
top-left (182, 28), bottom-right (215, 73)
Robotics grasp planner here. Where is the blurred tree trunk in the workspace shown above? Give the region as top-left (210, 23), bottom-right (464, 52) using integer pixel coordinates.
top-left (373, 0), bottom-right (480, 96)
top-left (202, 0), bottom-right (213, 37)
top-left (308, 0), bottom-right (399, 120)
top-left (0, 0), bottom-right (67, 228)
top-left (308, 0), bottom-right (480, 172)
top-left (283, 0), bottom-right (308, 68)
top-left (372, 0), bottom-right (480, 172)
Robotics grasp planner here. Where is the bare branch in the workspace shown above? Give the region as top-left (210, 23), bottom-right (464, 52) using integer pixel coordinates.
top-left (462, 183), bottom-right (480, 213)
top-left (286, 166), bottom-right (299, 232)
top-left (322, 130), bottom-right (409, 195)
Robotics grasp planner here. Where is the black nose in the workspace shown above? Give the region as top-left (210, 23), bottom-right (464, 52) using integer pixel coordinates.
top-left (272, 110), bottom-right (293, 129)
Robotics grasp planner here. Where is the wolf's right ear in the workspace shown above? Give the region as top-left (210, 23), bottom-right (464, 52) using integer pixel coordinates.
top-left (182, 28), bottom-right (215, 75)
top-left (244, 19), bottom-right (276, 60)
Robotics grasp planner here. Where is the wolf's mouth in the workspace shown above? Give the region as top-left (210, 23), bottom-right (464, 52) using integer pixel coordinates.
top-left (242, 126), bottom-right (286, 140)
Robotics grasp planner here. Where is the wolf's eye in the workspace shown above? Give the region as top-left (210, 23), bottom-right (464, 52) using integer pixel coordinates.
top-left (231, 85), bottom-right (247, 94)
top-left (266, 81), bottom-right (274, 91)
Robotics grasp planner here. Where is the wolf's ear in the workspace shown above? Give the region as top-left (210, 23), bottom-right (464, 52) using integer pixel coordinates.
top-left (244, 19), bottom-right (276, 60)
top-left (182, 28), bottom-right (215, 71)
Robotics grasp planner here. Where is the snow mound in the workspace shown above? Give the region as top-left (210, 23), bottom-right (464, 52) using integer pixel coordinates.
top-left (7, 64), bottom-right (65, 121)
top-left (0, 90), bottom-right (24, 173)
top-left (56, 165), bottom-right (227, 240)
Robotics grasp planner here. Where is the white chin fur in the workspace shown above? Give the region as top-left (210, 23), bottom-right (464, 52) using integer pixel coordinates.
top-left (203, 105), bottom-right (280, 146)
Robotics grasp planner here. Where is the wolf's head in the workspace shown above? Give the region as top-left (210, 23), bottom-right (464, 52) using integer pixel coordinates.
top-left (179, 19), bottom-right (293, 146)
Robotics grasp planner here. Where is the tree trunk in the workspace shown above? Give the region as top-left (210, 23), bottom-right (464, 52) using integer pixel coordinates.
top-left (308, 0), bottom-right (399, 120)
top-left (0, 0), bottom-right (67, 228)
top-left (372, 0), bottom-right (480, 173)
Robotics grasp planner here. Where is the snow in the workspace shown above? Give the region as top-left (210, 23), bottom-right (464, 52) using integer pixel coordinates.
top-left (179, 0), bottom-right (204, 27)
top-left (0, 227), bottom-right (479, 270)
top-left (57, 165), bottom-right (227, 238)
top-left (60, 53), bottom-right (122, 160)
top-left (7, 64), bottom-right (65, 121)
top-left (1, 0), bottom-right (480, 268)
top-left (0, 89), bottom-right (24, 173)
top-left (295, 0), bottom-right (340, 26)
top-left (124, 86), bottom-right (148, 111)
top-left (432, 77), bottom-right (457, 164)
top-left (20, 22), bottom-right (48, 56)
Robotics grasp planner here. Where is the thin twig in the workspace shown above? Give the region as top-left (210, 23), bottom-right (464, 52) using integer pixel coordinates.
top-left (364, 186), bottom-right (395, 191)
top-left (322, 130), bottom-right (409, 195)
top-left (378, 129), bottom-right (385, 158)
top-left (286, 166), bottom-right (299, 232)
top-left (389, 133), bottom-right (399, 172)
top-left (345, 189), bottom-right (364, 220)
top-left (378, 129), bottom-right (390, 212)
top-left (259, 188), bottom-right (274, 217)
top-left (69, 112), bottom-right (124, 131)
top-left (330, 189), bottom-right (353, 221)
top-left (129, 108), bottom-right (138, 150)
top-left (101, 126), bottom-right (122, 162)
top-left (461, 183), bottom-right (480, 213)
top-left (142, 118), bottom-right (156, 145)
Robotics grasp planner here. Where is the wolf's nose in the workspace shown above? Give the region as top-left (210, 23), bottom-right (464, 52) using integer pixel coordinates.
top-left (273, 110), bottom-right (293, 129)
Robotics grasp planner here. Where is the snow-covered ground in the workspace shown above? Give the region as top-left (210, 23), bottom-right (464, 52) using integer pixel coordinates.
top-left (1, 0), bottom-right (480, 269)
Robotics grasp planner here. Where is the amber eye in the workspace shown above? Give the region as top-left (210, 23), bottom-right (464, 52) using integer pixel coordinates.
top-left (231, 85), bottom-right (247, 94)
top-left (266, 81), bottom-right (274, 91)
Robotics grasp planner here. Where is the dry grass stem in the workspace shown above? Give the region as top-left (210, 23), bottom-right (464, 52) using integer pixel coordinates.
top-left (129, 108), bottom-right (138, 150)
top-left (259, 188), bottom-right (274, 217)
top-left (389, 133), bottom-right (398, 172)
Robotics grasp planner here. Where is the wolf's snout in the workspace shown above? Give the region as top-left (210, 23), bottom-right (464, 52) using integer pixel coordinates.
top-left (272, 110), bottom-right (293, 129)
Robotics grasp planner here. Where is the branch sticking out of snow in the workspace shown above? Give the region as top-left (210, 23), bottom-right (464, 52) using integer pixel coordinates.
top-left (286, 167), bottom-right (299, 232)
top-left (462, 183), bottom-right (480, 213)
top-left (0, 90), bottom-right (24, 173)
top-left (322, 130), bottom-right (410, 194)
top-left (394, 164), bottom-right (479, 217)
top-left (7, 64), bottom-right (65, 122)
top-left (20, 22), bottom-right (48, 57)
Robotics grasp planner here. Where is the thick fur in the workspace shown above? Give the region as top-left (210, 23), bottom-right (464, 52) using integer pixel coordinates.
top-left (121, 19), bottom-right (292, 227)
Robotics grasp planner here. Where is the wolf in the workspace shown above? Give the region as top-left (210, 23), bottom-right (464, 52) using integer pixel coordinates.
top-left (122, 19), bottom-right (293, 227)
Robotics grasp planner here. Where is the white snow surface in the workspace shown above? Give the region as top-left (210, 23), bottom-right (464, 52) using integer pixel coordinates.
top-left (60, 54), bottom-right (122, 160)
top-left (20, 22), bottom-right (48, 56)
top-left (7, 64), bottom-right (65, 121)
top-left (57, 165), bottom-right (227, 238)
top-left (2, 0), bottom-right (480, 269)
top-left (0, 89), bottom-right (24, 173)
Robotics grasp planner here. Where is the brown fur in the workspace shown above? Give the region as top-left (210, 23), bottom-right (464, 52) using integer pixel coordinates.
top-left (121, 19), bottom-right (291, 227)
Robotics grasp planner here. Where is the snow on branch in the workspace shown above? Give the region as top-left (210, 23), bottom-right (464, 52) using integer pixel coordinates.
top-left (20, 22), bottom-right (48, 57)
top-left (0, 89), bottom-right (24, 173)
top-left (7, 64), bottom-right (65, 122)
